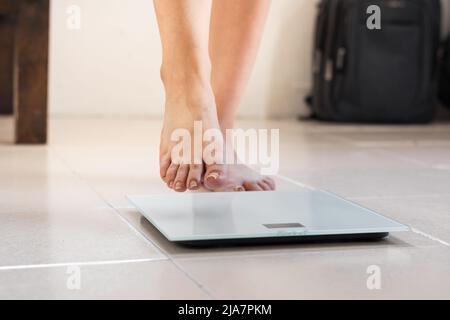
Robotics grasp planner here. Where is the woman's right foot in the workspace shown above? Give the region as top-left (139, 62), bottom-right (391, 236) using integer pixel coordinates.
top-left (159, 72), bottom-right (227, 192)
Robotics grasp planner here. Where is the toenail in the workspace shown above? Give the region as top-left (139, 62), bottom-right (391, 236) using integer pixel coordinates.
top-left (234, 186), bottom-right (245, 192)
top-left (189, 180), bottom-right (198, 189)
top-left (206, 172), bottom-right (220, 181)
top-left (175, 182), bottom-right (183, 190)
top-left (168, 181), bottom-right (174, 188)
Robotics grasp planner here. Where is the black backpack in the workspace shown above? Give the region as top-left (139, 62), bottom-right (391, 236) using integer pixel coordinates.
top-left (309, 0), bottom-right (441, 123)
top-left (439, 37), bottom-right (450, 107)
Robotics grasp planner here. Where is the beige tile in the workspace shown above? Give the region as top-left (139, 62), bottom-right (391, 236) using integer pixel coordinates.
top-left (49, 117), bottom-right (162, 147)
top-left (51, 119), bottom-right (418, 208)
top-left (0, 147), bottom-right (102, 210)
top-left (0, 260), bottom-right (208, 300)
top-left (52, 144), bottom-right (167, 207)
top-left (176, 246), bottom-right (450, 299)
top-left (48, 119), bottom-right (170, 207)
top-left (380, 146), bottom-right (450, 170)
top-left (273, 119), bottom-right (450, 135)
top-left (351, 195), bottom-right (450, 244)
top-left (279, 146), bottom-right (416, 172)
top-left (81, 175), bottom-right (170, 208)
top-left (0, 147), bottom-right (164, 266)
top-left (0, 205), bottom-right (164, 267)
top-left (281, 167), bottom-right (450, 198)
top-left (4, 117), bottom-right (450, 300)
top-left (328, 131), bottom-right (450, 148)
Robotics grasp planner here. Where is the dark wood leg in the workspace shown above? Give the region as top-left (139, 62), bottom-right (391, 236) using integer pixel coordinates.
top-left (14, 0), bottom-right (49, 144)
top-left (0, 2), bottom-right (15, 115)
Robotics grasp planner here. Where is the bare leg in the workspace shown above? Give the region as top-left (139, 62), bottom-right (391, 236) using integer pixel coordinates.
top-left (154, 0), bottom-right (226, 192)
top-left (207, 0), bottom-right (275, 191)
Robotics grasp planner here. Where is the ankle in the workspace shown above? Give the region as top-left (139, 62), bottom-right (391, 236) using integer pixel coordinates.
top-left (161, 68), bottom-right (211, 89)
top-left (162, 72), bottom-right (216, 116)
top-left (160, 51), bottom-right (211, 89)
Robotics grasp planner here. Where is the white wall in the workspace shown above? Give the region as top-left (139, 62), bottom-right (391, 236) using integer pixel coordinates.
top-left (49, 0), bottom-right (316, 118)
top-left (50, 0), bottom-right (450, 118)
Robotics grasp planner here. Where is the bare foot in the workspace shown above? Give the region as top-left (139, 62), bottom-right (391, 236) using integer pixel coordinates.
top-left (204, 163), bottom-right (276, 192)
top-left (202, 117), bottom-right (277, 192)
top-left (159, 75), bottom-right (226, 192)
top-left (159, 70), bottom-right (275, 193)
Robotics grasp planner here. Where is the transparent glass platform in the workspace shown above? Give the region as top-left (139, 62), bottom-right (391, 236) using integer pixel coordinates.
top-left (128, 186), bottom-right (408, 246)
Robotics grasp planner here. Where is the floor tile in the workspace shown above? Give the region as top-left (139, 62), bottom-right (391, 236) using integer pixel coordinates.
top-left (48, 117), bottom-right (162, 147)
top-left (0, 147), bottom-right (164, 267)
top-left (328, 131), bottom-right (450, 148)
top-left (3, 117), bottom-right (450, 299)
top-left (175, 246), bottom-right (450, 299)
top-left (280, 167), bottom-right (450, 198)
top-left (0, 260), bottom-right (208, 300)
top-left (0, 205), bottom-right (164, 267)
top-left (279, 145), bottom-right (417, 172)
top-left (380, 146), bottom-right (450, 170)
top-left (350, 195), bottom-right (450, 244)
top-left (53, 145), bottom-right (168, 207)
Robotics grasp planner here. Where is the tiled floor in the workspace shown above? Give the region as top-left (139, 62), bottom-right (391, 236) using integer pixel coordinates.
top-left (1, 116), bottom-right (449, 299)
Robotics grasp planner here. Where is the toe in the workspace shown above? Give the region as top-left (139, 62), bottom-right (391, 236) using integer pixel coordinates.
top-left (174, 164), bottom-right (189, 192)
top-left (263, 177), bottom-right (276, 190)
top-left (204, 164), bottom-right (227, 190)
top-left (165, 163), bottom-right (179, 189)
top-left (213, 185), bottom-right (245, 192)
top-left (258, 181), bottom-right (271, 191)
top-left (159, 153), bottom-right (171, 179)
top-left (243, 181), bottom-right (263, 191)
top-left (187, 164), bottom-right (203, 190)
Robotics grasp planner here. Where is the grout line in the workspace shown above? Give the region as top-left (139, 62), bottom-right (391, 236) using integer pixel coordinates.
top-left (274, 174), bottom-right (450, 249)
top-left (410, 228), bottom-right (450, 247)
top-left (375, 148), bottom-right (432, 168)
top-left (50, 150), bottom-right (166, 255)
top-left (48, 147), bottom-right (450, 296)
top-left (106, 200), bottom-right (168, 254)
top-left (349, 196), bottom-right (450, 248)
top-left (111, 206), bottom-right (217, 300)
top-left (0, 258), bottom-right (167, 272)
top-left (51, 150), bottom-right (216, 299)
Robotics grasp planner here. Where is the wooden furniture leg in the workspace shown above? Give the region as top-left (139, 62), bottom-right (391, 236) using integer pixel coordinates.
top-left (14, 0), bottom-right (49, 144)
top-left (0, 0), bottom-right (15, 115)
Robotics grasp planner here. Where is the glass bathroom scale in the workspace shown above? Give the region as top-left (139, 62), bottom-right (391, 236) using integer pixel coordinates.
top-left (127, 190), bottom-right (408, 247)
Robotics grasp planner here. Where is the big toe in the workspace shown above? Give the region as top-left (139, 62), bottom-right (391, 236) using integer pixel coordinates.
top-left (159, 152), bottom-right (171, 180)
top-left (204, 164), bottom-right (227, 190)
top-left (173, 164), bottom-right (190, 192)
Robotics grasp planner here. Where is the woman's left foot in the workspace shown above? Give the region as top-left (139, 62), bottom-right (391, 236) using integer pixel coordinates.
top-left (204, 163), bottom-right (276, 192)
